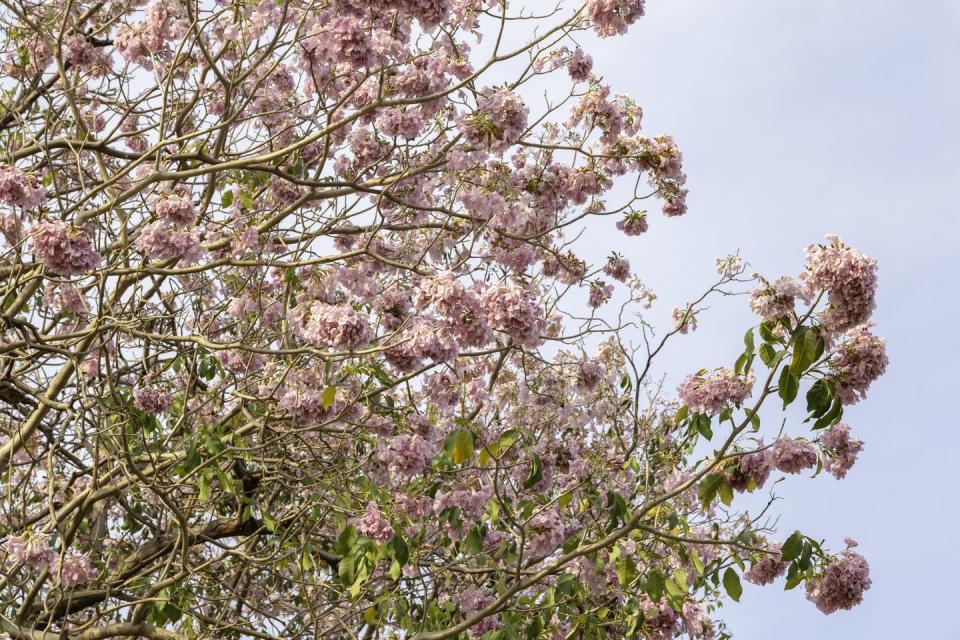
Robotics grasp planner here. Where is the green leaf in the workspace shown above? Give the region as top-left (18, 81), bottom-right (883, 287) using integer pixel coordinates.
top-left (523, 452), bottom-right (543, 489)
top-left (813, 398), bottom-right (843, 430)
top-left (221, 190), bottom-right (234, 208)
top-left (778, 367), bottom-right (799, 407)
top-left (448, 429), bottom-right (475, 465)
top-left (790, 329), bottom-right (823, 376)
top-left (697, 474), bottom-right (723, 506)
top-left (694, 413), bottom-right (713, 440)
top-left (718, 480), bottom-right (734, 507)
top-left (781, 531), bottom-right (804, 562)
top-left (805, 379), bottom-right (832, 416)
top-left (758, 343), bottom-right (777, 366)
top-left (743, 329), bottom-right (756, 354)
top-left (722, 568), bottom-right (742, 602)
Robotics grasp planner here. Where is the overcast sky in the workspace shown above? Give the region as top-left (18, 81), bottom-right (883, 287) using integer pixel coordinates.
top-left (563, 1), bottom-right (960, 637)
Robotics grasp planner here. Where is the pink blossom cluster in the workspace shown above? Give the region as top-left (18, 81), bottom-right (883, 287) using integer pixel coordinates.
top-left (297, 302), bottom-right (372, 350)
top-left (133, 383), bottom-right (172, 413)
top-left (771, 436), bottom-right (818, 474)
top-left (745, 544), bottom-right (787, 585)
top-left (805, 550), bottom-right (872, 614)
top-left (53, 552), bottom-right (96, 587)
top-left (603, 253), bottom-right (631, 281)
top-left (135, 222), bottom-right (205, 264)
top-left (149, 184), bottom-right (196, 225)
top-left (615, 211), bottom-right (648, 236)
top-left (638, 136), bottom-right (688, 216)
top-left (678, 368), bottom-right (754, 415)
top-left (460, 87), bottom-right (529, 153)
top-left (588, 0), bottom-right (646, 37)
top-left (382, 433), bottom-right (438, 479)
top-left (818, 423), bottom-right (864, 480)
top-left (567, 47), bottom-right (593, 81)
top-left (802, 235), bottom-right (878, 333)
top-left (587, 280), bottom-right (614, 308)
top-left (457, 585), bottom-right (499, 636)
top-left (750, 276), bottom-right (805, 321)
top-left (830, 325), bottom-right (888, 404)
top-left (639, 596), bottom-right (678, 639)
top-left (0, 164), bottom-right (46, 209)
top-left (672, 307), bottom-right (697, 334)
top-left (358, 503), bottom-right (394, 544)
top-left (728, 446), bottom-right (773, 492)
top-left (4, 533), bottom-right (54, 570)
top-left (480, 285), bottom-right (545, 348)
top-left (30, 221), bottom-right (102, 275)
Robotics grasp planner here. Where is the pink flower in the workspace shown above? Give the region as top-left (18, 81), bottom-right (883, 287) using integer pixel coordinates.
top-left (678, 368), bottom-right (754, 415)
top-left (615, 211), bottom-right (648, 236)
top-left (53, 553), bottom-right (96, 587)
top-left (358, 503), bottom-right (394, 544)
top-left (603, 253), bottom-right (631, 282)
top-left (750, 276), bottom-right (804, 320)
top-left (802, 235), bottom-right (878, 333)
top-left (460, 87), bottom-right (529, 154)
top-left (135, 222), bottom-right (205, 264)
top-left (4, 533), bottom-right (54, 570)
top-left (745, 544), bottom-right (787, 585)
top-left (567, 47), bottom-right (593, 81)
top-left (133, 384), bottom-right (171, 413)
top-left (149, 184), bottom-right (196, 225)
top-left (830, 325), bottom-right (888, 405)
top-left (818, 423), bottom-right (864, 480)
top-left (805, 550), bottom-right (871, 614)
top-left (587, 280), bottom-right (614, 308)
top-left (771, 436), bottom-right (818, 474)
top-left (297, 302), bottom-right (372, 350)
top-left (588, 0), bottom-right (646, 37)
top-left (0, 164), bottom-right (46, 209)
top-left (30, 221), bottom-right (101, 275)
top-left (480, 285), bottom-right (545, 348)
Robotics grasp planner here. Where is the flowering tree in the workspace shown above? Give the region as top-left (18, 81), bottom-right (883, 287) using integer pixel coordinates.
top-left (0, 0), bottom-right (887, 638)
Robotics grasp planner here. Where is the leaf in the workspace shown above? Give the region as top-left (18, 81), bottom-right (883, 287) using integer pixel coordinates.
top-left (805, 379), bottom-right (832, 416)
top-left (718, 480), bottom-right (734, 507)
top-left (722, 568), bottom-right (743, 602)
top-left (448, 429), bottom-right (475, 465)
top-left (778, 367), bottom-right (799, 407)
top-left (675, 405), bottom-right (689, 424)
top-left (781, 531), bottom-right (804, 562)
top-left (743, 329), bottom-right (756, 354)
top-left (321, 386), bottom-right (336, 410)
top-left (758, 343), bottom-right (777, 366)
top-left (523, 452), bottom-right (542, 489)
top-left (697, 474), bottom-right (723, 506)
top-left (790, 329), bottom-right (822, 376)
top-left (221, 190), bottom-right (234, 207)
top-left (694, 413), bottom-right (713, 440)
top-left (813, 398), bottom-right (843, 430)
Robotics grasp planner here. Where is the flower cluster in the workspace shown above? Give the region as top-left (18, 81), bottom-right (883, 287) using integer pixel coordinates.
top-left (460, 87), bottom-right (529, 153)
top-left (133, 383), bottom-right (172, 413)
top-left (805, 550), bottom-right (872, 614)
top-left (678, 368), bottom-right (754, 415)
top-left (745, 544), bottom-right (787, 586)
top-left (149, 185), bottom-right (196, 225)
top-left (727, 446), bottom-right (773, 492)
top-left (818, 423), bottom-right (864, 480)
top-left (771, 436), bottom-right (818, 474)
top-left (30, 221), bottom-right (102, 275)
top-left (750, 276), bottom-right (804, 321)
top-left (358, 503), bottom-right (394, 544)
top-left (297, 302), bottom-right (372, 350)
top-left (480, 285), bottom-right (545, 348)
top-left (588, 0), bottom-right (647, 37)
top-left (53, 553), bottom-right (96, 588)
top-left (4, 533), bottom-right (54, 569)
top-left (616, 211), bottom-right (648, 236)
top-left (830, 325), bottom-right (888, 404)
top-left (0, 164), bottom-right (46, 209)
top-left (135, 222), bottom-right (205, 264)
top-left (802, 235), bottom-right (878, 333)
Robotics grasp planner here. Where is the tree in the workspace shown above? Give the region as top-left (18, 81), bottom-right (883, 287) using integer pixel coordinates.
top-left (0, 0), bottom-right (887, 638)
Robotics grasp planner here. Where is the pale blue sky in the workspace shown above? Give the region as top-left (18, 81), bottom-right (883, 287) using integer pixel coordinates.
top-left (577, 1), bottom-right (960, 637)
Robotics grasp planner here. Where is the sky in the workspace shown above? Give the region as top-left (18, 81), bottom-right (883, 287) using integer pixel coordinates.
top-left (562, 1), bottom-right (960, 637)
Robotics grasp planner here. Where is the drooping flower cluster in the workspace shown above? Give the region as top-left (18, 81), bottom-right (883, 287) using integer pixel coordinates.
top-left (457, 585), bottom-right (499, 636)
top-left (132, 383), bottom-right (172, 413)
top-left (0, 164), bottom-right (46, 209)
top-left (771, 436), bottom-right (818, 474)
top-left (149, 184), bottom-right (196, 225)
top-left (135, 222), bottom-right (205, 264)
top-left (802, 235), bottom-right (878, 333)
top-left (805, 550), bottom-right (872, 614)
top-left (480, 285), bottom-right (546, 348)
top-left (358, 503), bottom-right (394, 544)
top-left (616, 211), bottom-right (648, 236)
top-left (830, 325), bottom-right (888, 404)
top-left (588, 0), bottom-right (647, 37)
top-left (750, 276), bottom-right (805, 321)
top-left (745, 544), bottom-right (787, 586)
top-left (53, 553), bottom-right (96, 588)
top-left (4, 533), bottom-right (54, 569)
top-left (818, 423), bottom-right (864, 480)
top-left (678, 368), bottom-right (754, 415)
top-left (296, 302), bottom-right (372, 350)
top-left (727, 446), bottom-right (774, 492)
top-left (30, 221), bottom-right (102, 275)
top-left (639, 596), bottom-right (678, 639)
top-left (460, 87), bottom-right (529, 153)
